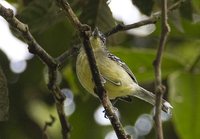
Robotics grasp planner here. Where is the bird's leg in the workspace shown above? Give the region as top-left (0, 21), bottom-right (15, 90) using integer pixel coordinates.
top-left (103, 98), bottom-right (119, 118)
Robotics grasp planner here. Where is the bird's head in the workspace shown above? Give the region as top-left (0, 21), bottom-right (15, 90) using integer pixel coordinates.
top-left (89, 28), bottom-right (106, 50)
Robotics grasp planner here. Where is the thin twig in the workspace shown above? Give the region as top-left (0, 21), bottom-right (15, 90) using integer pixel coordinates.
top-left (153, 0), bottom-right (170, 139)
top-left (0, 4), bottom-right (71, 139)
top-left (167, 0), bottom-right (184, 11)
top-left (48, 69), bottom-right (71, 139)
top-left (56, 45), bottom-right (80, 68)
top-left (56, 0), bottom-right (130, 138)
top-left (104, 17), bottom-right (158, 37)
top-left (105, 0), bottom-right (184, 37)
top-left (43, 115), bottom-right (56, 139)
top-left (53, 87), bottom-right (71, 139)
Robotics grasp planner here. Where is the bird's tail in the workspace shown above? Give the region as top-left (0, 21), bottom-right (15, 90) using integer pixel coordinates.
top-left (133, 87), bottom-right (173, 114)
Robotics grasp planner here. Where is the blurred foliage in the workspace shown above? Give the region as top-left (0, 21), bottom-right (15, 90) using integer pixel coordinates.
top-left (169, 71), bottom-right (200, 139)
top-left (80, 0), bottom-right (115, 32)
top-left (16, 0), bottom-right (65, 33)
top-left (132, 0), bottom-right (154, 16)
top-left (0, 0), bottom-right (200, 139)
top-left (0, 65), bottom-right (9, 121)
top-left (179, 0), bottom-right (193, 21)
top-left (110, 48), bottom-right (184, 83)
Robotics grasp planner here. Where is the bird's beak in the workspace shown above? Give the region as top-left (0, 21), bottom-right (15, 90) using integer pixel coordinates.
top-left (92, 27), bottom-right (100, 38)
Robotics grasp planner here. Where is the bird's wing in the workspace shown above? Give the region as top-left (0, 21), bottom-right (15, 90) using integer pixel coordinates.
top-left (103, 76), bottom-right (121, 86)
top-left (107, 53), bottom-right (138, 84)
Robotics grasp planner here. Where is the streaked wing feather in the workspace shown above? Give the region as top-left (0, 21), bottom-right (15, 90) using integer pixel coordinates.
top-left (107, 53), bottom-right (138, 84)
top-left (103, 76), bottom-right (121, 86)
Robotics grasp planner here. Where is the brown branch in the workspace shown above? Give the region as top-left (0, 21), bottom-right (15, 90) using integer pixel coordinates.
top-left (104, 17), bottom-right (158, 37)
top-left (56, 0), bottom-right (130, 138)
top-left (0, 4), bottom-right (71, 139)
top-left (105, 0), bottom-right (184, 37)
top-left (153, 0), bottom-right (170, 139)
top-left (81, 32), bottom-right (130, 139)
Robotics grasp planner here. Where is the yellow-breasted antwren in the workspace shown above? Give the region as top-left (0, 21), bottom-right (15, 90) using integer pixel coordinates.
top-left (76, 28), bottom-right (172, 114)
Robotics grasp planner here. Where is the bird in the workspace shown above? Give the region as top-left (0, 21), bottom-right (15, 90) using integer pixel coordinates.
top-left (76, 28), bottom-right (172, 114)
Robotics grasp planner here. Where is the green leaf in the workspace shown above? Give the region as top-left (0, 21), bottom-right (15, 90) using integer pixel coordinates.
top-left (110, 47), bottom-right (184, 83)
top-left (177, 19), bottom-right (200, 38)
top-left (27, 99), bottom-right (62, 139)
top-left (80, 0), bottom-right (115, 32)
top-left (153, 17), bottom-right (200, 40)
top-left (6, 0), bottom-right (18, 3)
top-left (179, 0), bottom-right (193, 21)
top-left (16, 0), bottom-right (65, 33)
top-left (0, 66), bottom-right (9, 121)
top-left (34, 21), bottom-right (74, 57)
top-left (169, 71), bottom-right (200, 139)
top-left (166, 40), bottom-right (200, 68)
top-left (63, 65), bottom-right (80, 95)
top-left (132, 0), bottom-right (154, 16)
top-left (192, 0), bottom-right (200, 13)
top-left (169, 9), bottom-right (184, 33)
